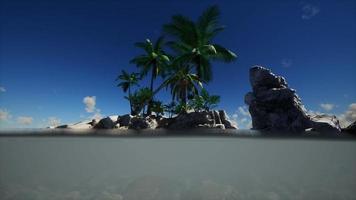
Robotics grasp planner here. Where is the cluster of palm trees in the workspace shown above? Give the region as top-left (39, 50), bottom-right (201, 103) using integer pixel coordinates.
top-left (116, 5), bottom-right (237, 117)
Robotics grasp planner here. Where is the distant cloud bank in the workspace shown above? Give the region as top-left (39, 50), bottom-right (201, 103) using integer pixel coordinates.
top-left (231, 106), bottom-right (252, 129)
top-left (17, 116), bottom-right (33, 125)
top-left (338, 103), bottom-right (356, 128)
top-left (0, 109), bottom-right (11, 121)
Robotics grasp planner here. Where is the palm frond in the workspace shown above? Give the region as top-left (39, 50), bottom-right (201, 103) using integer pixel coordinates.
top-left (197, 5), bottom-right (221, 44)
top-left (163, 15), bottom-right (197, 46)
top-left (154, 36), bottom-right (165, 51)
top-left (166, 41), bottom-right (192, 54)
top-left (212, 44), bottom-right (237, 62)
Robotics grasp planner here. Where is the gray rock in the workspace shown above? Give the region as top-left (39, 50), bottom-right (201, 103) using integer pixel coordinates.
top-left (117, 114), bottom-right (133, 127)
top-left (56, 124), bottom-right (68, 129)
top-left (156, 117), bottom-right (174, 129)
top-left (93, 117), bottom-right (117, 129)
top-left (167, 111), bottom-right (214, 129)
top-left (310, 114), bottom-right (341, 134)
top-left (88, 119), bottom-right (97, 127)
top-left (165, 110), bottom-right (237, 130)
top-left (218, 110), bottom-right (238, 129)
top-left (343, 121), bottom-right (356, 134)
top-left (214, 124), bottom-right (226, 129)
top-left (212, 110), bottom-right (222, 124)
top-left (245, 66), bottom-right (341, 133)
top-left (129, 117), bottom-right (157, 130)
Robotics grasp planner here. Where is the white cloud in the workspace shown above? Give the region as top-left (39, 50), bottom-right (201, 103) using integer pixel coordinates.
top-left (17, 116), bottom-right (33, 125)
top-left (83, 96), bottom-right (96, 113)
top-left (0, 109), bottom-right (11, 121)
top-left (0, 86), bottom-right (6, 92)
top-left (48, 117), bottom-right (61, 127)
top-left (231, 106), bottom-right (252, 129)
top-left (281, 59), bottom-right (292, 68)
top-left (338, 103), bottom-right (356, 128)
top-left (320, 103), bottom-right (335, 112)
top-left (301, 3), bottom-right (320, 20)
top-left (238, 106), bottom-right (250, 116)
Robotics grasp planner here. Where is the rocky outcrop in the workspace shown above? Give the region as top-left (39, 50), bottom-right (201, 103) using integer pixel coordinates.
top-left (245, 66), bottom-right (341, 134)
top-left (218, 110), bottom-right (238, 129)
top-left (309, 114), bottom-right (341, 133)
top-left (165, 110), bottom-right (237, 129)
top-left (343, 121), bottom-right (356, 134)
top-left (117, 114), bottom-right (133, 127)
top-left (129, 116), bottom-right (158, 130)
top-left (93, 117), bottom-right (118, 129)
top-left (54, 111), bottom-right (236, 131)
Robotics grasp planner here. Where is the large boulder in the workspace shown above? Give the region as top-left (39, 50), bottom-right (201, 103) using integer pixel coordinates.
top-left (129, 117), bottom-right (157, 130)
top-left (167, 111), bottom-right (214, 129)
top-left (245, 66), bottom-right (341, 134)
top-left (117, 114), bottom-right (134, 127)
top-left (93, 117), bottom-right (117, 129)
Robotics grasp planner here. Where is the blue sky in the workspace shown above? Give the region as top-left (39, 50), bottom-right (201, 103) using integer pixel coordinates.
top-left (0, 0), bottom-right (355, 129)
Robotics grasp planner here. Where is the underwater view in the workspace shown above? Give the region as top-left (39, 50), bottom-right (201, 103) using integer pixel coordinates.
top-left (1, 136), bottom-right (356, 200)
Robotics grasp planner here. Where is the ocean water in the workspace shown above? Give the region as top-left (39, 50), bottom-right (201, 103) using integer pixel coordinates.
top-left (0, 136), bottom-right (355, 200)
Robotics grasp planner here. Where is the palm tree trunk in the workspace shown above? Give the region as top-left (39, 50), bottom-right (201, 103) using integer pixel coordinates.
top-left (128, 86), bottom-right (133, 115)
top-left (181, 84), bottom-right (188, 113)
top-left (146, 64), bottom-right (156, 116)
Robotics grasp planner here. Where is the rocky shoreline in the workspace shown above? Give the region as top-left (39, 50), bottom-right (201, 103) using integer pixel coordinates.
top-left (52, 66), bottom-right (355, 136)
top-left (55, 110), bottom-right (237, 131)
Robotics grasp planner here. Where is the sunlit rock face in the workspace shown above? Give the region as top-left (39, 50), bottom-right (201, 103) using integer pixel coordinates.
top-left (245, 66), bottom-right (341, 133)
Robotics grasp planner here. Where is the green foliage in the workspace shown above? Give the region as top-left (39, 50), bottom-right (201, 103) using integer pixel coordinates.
top-left (131, 36), bottom-right (171, 115)
top-left (116, 6), bottom-right (234, 115)
top-left (116, 70), bottom-right (141, 115)
top-left (116, 70), bottom-right (140, 93)
top-left (189, 89), bottom-right (220, 112)
top-left (130, 37), bottom-right (170, 86)
top-left (126, 87), bottom-right (153, 115)
top-left (174, 101), bottom-right (192, 114)
top-left (151, 100), bottom-right (165, 117)
top-left (164, 101), bottom-right (177, 118)
top-left (163, 5), bottom-right (237, 82)
top-left (164, 65), bottom-right (203, 104)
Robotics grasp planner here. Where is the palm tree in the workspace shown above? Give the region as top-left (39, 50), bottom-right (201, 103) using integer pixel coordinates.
top-left (127, 87), bottom-right (153, 116)
top-left (116, 70), bottom-right (140, 115)
top-left (164, 65), bottom-right (204, 111)
top-left (130, 36), bottom-right (170, 115)
top-left (163, 5), bottom-right (237, 82)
